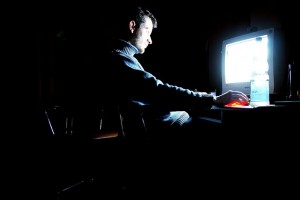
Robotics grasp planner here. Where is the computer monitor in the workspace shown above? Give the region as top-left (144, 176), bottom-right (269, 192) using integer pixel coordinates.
top-left (221, 28), bottom-right (274, 96)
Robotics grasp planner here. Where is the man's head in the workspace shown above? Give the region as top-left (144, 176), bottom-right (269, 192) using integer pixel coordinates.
top-left (113, 7), bottom-right (157, 54)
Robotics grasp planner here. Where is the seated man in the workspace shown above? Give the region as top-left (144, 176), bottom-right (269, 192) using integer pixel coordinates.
top-left (91, 6), bottom-right (249, 142)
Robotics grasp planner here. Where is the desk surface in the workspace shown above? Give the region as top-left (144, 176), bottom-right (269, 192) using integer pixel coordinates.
top-left (211, 104), bottom-right (277, 110)
top-left (212, 101), bottom-right (300, 111)
top-left (209, 104), bottom-right (299, 129)
top-left (274, 100), bottom-right (300, 106)
top-left (210, 100), bottom-right (300, 111)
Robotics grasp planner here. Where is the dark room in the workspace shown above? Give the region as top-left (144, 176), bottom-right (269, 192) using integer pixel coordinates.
top-left (9, 0), bottom-right (300, 199)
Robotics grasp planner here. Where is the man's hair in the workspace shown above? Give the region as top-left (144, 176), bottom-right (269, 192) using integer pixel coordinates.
top-left (110, 6), bottom-right (157, 40)
top-left (133, 7), bottom-right (157, 29)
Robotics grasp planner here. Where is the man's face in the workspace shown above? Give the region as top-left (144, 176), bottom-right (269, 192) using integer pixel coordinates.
top-left (130, 16), bottom-right (153, 54)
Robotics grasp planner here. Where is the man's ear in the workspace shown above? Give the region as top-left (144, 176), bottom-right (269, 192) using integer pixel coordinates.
top-left (129, 20), bottom-right (136, 33)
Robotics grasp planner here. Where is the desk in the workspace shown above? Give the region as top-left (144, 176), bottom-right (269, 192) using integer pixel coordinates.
top-left (211, 105), bottom-right (299, 130)
top-left (194, 105), bottom-right (299, 195)
top-left (195, 104), bottom-right (299, 151)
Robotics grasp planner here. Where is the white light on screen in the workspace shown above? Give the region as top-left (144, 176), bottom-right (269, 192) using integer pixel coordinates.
top-left (225, 35), bottom-right (269, 84)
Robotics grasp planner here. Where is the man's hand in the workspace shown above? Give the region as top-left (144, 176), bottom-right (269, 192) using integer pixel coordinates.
top-left (213, 90), bottom-right (249, 106)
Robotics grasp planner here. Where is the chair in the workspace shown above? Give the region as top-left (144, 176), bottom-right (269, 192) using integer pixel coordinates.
top-left (44, 104), bottom-right (124, 139)
top-left (43, 103), bottom-right (126, 199)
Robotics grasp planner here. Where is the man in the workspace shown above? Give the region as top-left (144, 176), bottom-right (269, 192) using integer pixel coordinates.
top-left (97, 6), bottom-right (249, 140)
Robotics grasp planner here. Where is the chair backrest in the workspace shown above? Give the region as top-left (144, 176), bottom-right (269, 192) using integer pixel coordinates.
top-left (44, 104), bottom-right (124, 140)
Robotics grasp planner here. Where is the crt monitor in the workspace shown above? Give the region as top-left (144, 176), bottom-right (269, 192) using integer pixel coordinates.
top-left (221, 27), bottom-right (274, 96)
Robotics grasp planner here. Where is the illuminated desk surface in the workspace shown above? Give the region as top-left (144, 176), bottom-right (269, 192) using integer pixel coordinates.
top-left (208, 103), bottom-right (300, 128)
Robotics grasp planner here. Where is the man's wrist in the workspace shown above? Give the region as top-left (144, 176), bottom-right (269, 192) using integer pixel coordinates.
top-left (213, 96), bottom-right (221, 106)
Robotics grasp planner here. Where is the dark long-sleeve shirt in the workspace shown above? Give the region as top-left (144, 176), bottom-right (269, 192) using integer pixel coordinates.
top-left (106, 39), bottom-right (214, 128)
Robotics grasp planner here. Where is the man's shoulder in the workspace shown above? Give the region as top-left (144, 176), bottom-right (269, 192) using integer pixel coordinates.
top-left (110, 50), bottom-right (136, 67)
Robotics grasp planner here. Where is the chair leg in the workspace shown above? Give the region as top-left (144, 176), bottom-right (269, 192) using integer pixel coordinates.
top-left (56, 177), bottom-right (94, 200)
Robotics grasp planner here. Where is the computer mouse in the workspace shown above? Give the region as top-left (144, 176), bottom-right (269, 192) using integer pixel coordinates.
top-left (225, 100), bottom-right (249, 107)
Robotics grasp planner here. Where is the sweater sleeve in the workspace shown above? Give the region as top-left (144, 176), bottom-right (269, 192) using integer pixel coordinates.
top-left (114, 56), bottom-right (214, 111)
